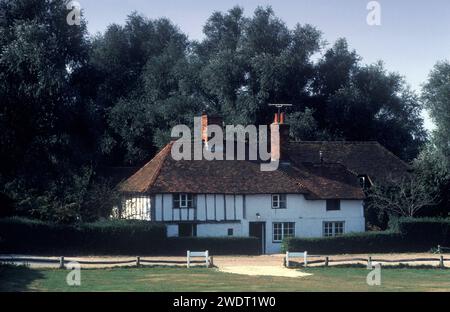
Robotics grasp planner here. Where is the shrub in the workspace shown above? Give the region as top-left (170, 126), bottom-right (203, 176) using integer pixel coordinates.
top-left (164, 237), bottom-right (260, 256)
top-left (398, 217), bottom-right (450, 246)
top-left (0, 217), bottom-right (259, 255)
top-left (282, 231), bottom-right (419, 254)
top-left (0, 217), bottom-right (166, 255)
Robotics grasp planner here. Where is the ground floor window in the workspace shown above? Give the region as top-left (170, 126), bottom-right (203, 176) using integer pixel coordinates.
top-left (323, 221), bottom-right (345, 237)
top-left (179, 223), bottom-right (197, 237)
top-left (272, 222), bottom-right (295, 242)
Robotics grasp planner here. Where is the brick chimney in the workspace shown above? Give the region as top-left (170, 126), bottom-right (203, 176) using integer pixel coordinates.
top-left (201, 113), bottom-right (223, 143)
top-left (270, 113), bottom-right (290, 162)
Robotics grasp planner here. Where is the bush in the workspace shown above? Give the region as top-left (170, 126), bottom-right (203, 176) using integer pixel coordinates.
top-left (283, 218), bottom-right (450, 254)
top-left (0, 217), bottom-right (166, 255)
top-left (164, 237), bottom-right (260, 256)
top-left (398, 217), bottom-right (450, 246)
top-left (282, 232), bottom-right (417, 254)
top-left (0, 217), bottom-right (259, 255)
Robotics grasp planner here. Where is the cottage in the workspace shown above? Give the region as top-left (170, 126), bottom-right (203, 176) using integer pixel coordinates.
top-left (119, 114), bottom-right (409, 253)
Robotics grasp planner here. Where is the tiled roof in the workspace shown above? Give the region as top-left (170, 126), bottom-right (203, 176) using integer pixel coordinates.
top-left (117, 140), bottom-right (397, 200)
top-left (287, 141), bottom-right (410, 182)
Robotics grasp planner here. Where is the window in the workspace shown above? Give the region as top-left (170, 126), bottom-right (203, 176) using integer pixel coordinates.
top-left (323, 222), bottom-right (345, 237)
top-left (227, 228), bottom-right (234, 236)
top-left (326, 199), bottom-right (340, 211)
top-left (272, 194), bottom-right (287, 209)
top-left (272, 222), bottom-right (295, 242)
top-left (173, 194), bottom-right (195, 208)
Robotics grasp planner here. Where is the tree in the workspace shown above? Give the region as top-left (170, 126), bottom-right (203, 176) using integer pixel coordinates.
top-left (0, 0), bottom-right (96, 222)
top-left (368, 175), bottom-right (438, 217)
top-left (422, 61), bottom-right (450, 162)
top-left (418, 62), bottom-right (450, 217)
top-left (322, 61), bottom-right (426, 160)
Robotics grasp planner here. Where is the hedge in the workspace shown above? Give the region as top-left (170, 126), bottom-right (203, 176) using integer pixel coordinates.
top-left (282, 232), bottom-right (412, 254)
top-left (0, 218), bottom-right (259, 255)
top-left (398, 217), bottom-right (450, 246)
top-left (283, 218), bottom-right (450, 254)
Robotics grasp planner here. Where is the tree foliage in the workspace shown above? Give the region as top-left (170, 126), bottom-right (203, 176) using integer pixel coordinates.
top-left (0, 3), bottom-right (432, 222)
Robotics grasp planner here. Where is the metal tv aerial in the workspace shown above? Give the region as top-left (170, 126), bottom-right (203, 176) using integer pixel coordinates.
top-left (268, 103), bottom-right (293, 115)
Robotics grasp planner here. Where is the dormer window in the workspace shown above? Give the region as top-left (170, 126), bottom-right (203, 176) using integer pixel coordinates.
top-left (272, 194), bottom-right (287, 209)
top-left (173, 194), bottom-right (195, 209)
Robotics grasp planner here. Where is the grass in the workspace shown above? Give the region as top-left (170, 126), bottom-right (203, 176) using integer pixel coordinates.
top-left (1, 265), bottom-right (450, 292)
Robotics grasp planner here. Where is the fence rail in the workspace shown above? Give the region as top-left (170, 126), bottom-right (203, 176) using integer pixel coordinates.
top-left (284, 255), bottom-right (449, 268)
top-left (0, 256), bottom-right (210, 268)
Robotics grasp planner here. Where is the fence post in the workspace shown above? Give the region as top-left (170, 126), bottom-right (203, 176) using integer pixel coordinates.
top-left (59, 256), bottom-right (65, 269)
top-left (440, 255), bottom-right (444, 269)
top-left (304, 251), bottom-right (308, 267)
top-left (209, 256), bottom-right (214, 268)
top-left (286, 251), bottom-right (290, 268)
top-left (136, 256), bottom-right (140, 267)
top-left (368, 256), bottom-right (372, 268)
top-left (187, 250), bottom-right (190, 268)
top-left (205, 250), bottom-right (209, 268)
top-left (325, 256), bottom-right (329, 267)
top-left (438, 245), bottom-right (441, 254)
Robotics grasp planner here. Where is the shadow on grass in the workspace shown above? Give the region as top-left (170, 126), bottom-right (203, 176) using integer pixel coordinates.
top-left (0, 264), bottom-right (44, 292)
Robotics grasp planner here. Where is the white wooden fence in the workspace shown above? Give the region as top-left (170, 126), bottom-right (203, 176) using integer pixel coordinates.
top-left (285, 251), bottom-right (308, 268)
top-left (187, 250), bottom-right (210, 268)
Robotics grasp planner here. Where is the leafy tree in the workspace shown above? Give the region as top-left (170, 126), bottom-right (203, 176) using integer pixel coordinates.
top-left (418, 61), bottom-right (450, 217)
top-left (422, 61), bottom-right (450, 162)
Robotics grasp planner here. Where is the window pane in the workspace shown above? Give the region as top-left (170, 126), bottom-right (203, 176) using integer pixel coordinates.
top-left (272, 195), bottom-right (279, 208)
top-left (273, 223), bottom-right (282, 242)
top-left (335, 222), bottom-right (344, 236)
top-left (323, 222), bottom-right (332, 237)
top-left (279, 195), bottom-right (287, 208)
top-left (283, 222), bottom-right (295, 237)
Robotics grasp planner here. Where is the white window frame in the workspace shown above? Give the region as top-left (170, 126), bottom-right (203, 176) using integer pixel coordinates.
top-left (272, 194), bottom-right (287, 209)
top-left (173, 194), bottom-right (195, 209)
top-left (272, 222), bottom-right (295, 243)
top-left (180, 194), bottom-right (188, 208)
top-left (323, 221), bottom-right (345, 237)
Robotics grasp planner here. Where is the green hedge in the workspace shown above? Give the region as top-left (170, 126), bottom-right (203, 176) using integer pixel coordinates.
top-left (283, 218), bottom-right (450, 254)
top-left (0, 218), bottom-right (259, 255)
top-left (398, 217), bottom-right (450, 246)
top-left (163, 237), bottom-right (260, 256)
top-left (282, 232), bottom-right (412, 254)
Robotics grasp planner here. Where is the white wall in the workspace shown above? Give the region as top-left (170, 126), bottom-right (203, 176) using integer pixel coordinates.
top-left (124, 193), bottom-right (365, 254)
top-left (197, 223), bottom-right (243, 237)
top-left (153, 194), bottom-right (245, 222)
top-left (242, 195), bottom-right (365, 254)
top-left (121, 196), bottom-right (152, 220)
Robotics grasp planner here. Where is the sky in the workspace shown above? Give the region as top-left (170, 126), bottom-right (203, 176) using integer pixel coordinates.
top-left (80, 0), bottom-right (450, 131)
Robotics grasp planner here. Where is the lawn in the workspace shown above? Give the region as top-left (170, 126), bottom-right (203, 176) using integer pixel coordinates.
top-left (1, 265), bottom-right (450, 292)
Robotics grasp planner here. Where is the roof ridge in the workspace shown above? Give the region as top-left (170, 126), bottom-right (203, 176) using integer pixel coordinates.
top-left (370, 141), bottom-right (411, 169)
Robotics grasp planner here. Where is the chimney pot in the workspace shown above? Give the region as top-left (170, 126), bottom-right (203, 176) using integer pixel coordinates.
top-left (270, 113), bottom-right (290, 162)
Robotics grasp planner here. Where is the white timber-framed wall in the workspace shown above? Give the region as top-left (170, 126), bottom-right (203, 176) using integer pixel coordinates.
top-left (121, 193), bottom-right (365, 254)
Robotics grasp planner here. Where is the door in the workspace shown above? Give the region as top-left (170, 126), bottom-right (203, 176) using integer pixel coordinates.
top-left (249, 222), bottom-right (266, 254)
top-left (178, 223), bottom-right (197, 237)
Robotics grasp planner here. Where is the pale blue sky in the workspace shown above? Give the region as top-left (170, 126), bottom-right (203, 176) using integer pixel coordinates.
top-left (81, 0), bottom-right (450, 130)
